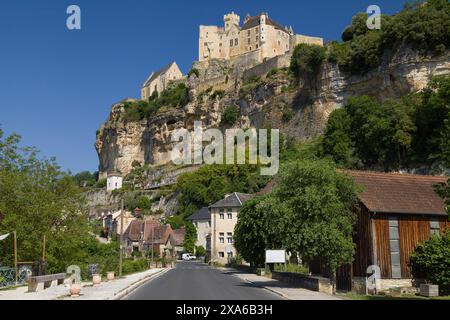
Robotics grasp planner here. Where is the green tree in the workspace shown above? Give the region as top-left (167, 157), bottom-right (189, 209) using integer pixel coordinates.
top-left (290, 43), bottom-right (327, 79)
top-left (0, 128), bottom-right (93, 273)
top-left (183, 222), bottom-right (197, 253)
top-left (410, 232), bottom-right (450, 295)
top-left (435, 179), bottom-right (450, 216)
top-left (276, 160), bottom-right (358, 293)
top-left (234, 196), bottom-right (287, 267)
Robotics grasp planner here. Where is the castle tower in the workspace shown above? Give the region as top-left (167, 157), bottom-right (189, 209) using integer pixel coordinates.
top-left (224, 12), bottom-right (240, 31)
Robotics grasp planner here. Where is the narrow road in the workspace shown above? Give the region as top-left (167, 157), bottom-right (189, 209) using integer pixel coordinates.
top-left (125, 261), bottom-right (283, 300)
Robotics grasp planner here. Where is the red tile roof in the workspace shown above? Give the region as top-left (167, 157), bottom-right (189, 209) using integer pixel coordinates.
top-left (347, 171), bottom-right (448, 216)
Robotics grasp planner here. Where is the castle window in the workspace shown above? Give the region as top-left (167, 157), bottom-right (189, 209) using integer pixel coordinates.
top-left (249, 46), bottom-right (252, 51)
top-left (219, 43), bottom-right (222, 47)
top-left (234, 39), bottom-right (238, 46)
top-left (256, 44), bottom-right (259, 48)
top-left (230, 39), bottom-right (233, 47)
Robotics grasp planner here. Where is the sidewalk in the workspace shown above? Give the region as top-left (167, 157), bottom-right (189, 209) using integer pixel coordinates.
top-left (0, 268), bottom-right (167, 300)
top-left (222, 268), bottom-right (341, 300)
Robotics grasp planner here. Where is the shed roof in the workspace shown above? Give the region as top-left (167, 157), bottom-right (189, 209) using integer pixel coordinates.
top-left (347, 171), bottom-right (448, 216)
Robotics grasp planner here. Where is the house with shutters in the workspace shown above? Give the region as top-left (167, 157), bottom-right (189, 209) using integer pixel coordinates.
top-left (326, 171), bottom-right (450, 293)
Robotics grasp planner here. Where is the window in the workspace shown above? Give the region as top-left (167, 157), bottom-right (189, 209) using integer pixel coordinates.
top-left (235, 38), bottom-right (238, 46)
top-left (256, 44), bottom-right (259, 49)
top-left (219, 252), bottom-right (225, 258)
top-left (249, 47), bottom-right (252, 51)
top-left (256, 36), bottom-right (258, 42)
top-left (219, 209), bottom-right (225, 220)
top-left (227, 233), bottom-right (233, 244)
top-left (219, 43), bottom-right (222, 47)
top-left (430, 219), bottom-right (440, 236)
top-left (247, 30), bottom-right (250, 36)
top-left (204, 43), bottom-right (207, 47)
top-left (227, 212), bottom-right (232, 219)
top-left (388, 217), bottom-right (401, 279)
top-left (230, 39), bottom-right (233, 47)
top-left (219, 233), bottom-right (224, 244)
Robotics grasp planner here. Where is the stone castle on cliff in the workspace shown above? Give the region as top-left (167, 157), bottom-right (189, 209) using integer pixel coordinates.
top-left (141, 11), bottom-right (323, 100)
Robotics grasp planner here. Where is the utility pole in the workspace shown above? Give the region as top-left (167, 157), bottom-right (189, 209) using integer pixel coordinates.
top-left (119, 199), bottom-right (124, 277)
top-left (151, 222), bottom-right (154, 267)
top-left (13, 231), bottom-right (18, 285)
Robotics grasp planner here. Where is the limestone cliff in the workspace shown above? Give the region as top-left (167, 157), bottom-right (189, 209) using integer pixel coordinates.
top-left (95, 48), bottom-right (450, 178)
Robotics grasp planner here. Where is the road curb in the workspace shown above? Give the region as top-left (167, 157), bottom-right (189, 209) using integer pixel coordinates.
top-left (218, 267), bottom-right (292, 300)
top-left (112, 268), bottom-right (170, 300)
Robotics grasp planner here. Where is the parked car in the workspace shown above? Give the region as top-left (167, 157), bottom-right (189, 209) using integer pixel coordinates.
top-left (182, 253), bottom-right (191, 261)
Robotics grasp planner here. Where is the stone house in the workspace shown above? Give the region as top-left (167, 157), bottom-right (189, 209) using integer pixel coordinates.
top-left (199, 12), bottom-right (323, 63)
top-left (187, 207), bottom-right (211, 252)
top-left (107, 172), bottom-right (122, 192)
top-left (210, 193), bottom-right (252, 265)
top-left (123, 219), bottom-right (185, 258)
top-left (141, 61), bottom-right (183, 100)
top-left (328, 171), bottom-right (450, 293)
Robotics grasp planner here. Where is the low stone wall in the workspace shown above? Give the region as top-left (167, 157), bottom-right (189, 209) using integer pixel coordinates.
top-left (352, 277), bottom-right (420, 294)
top-left (271, 271), bottom-right (332, 295)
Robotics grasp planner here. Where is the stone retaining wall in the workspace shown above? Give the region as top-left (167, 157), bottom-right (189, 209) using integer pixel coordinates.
top-left (271, 271), bottom-right (332, 295)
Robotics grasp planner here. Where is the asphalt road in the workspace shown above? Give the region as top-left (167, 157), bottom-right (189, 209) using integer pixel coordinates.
top-left (125, 261), bottom-right (283, 300)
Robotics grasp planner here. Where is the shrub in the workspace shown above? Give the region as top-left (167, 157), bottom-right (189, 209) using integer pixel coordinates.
top-left (122, 258), bottom-right (148, 275)
top-left (188, 68), bottom-right (200, 78)
top-left (220, 105), bottom-right (239, 126)
top-left (122, 83), bottom-right (189, 122)
top-left (410, 232), bottom-right (450, 295)
top-left (290, 43), bottom-right (327, 79)
top-left (95, 178), bottom-right (107, 188)
top-left (282, 109), bottom-right (295, 122)
top-left (210, 89), bottom-right (226, 100)
top-left (195, 246), bottom-right (206, 257)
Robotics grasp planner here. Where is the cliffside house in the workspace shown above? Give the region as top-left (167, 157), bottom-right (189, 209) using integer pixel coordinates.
top-left (210, 192), bottom-right (252, 265)
top-left (199, 12), bottom-right (323, 63)
top-left (141, 61), bottom-right (183, 101)
top-left (106, 171), bottom-right (123, 192)
top-left (187, 207), bottom-right (211, 254)
top-left (329, 171), bottom-right (450, 292)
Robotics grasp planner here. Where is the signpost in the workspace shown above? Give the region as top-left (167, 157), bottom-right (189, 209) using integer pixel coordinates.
top-left (265, 249), bottom-right (286, 272)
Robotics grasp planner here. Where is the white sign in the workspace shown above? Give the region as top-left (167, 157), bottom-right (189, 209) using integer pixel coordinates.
top-left (265, 250), bottom-right (286, 264)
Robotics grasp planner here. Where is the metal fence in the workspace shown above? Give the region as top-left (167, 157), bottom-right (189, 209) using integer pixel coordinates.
top-left (0, 266), bottom-right (31, 288)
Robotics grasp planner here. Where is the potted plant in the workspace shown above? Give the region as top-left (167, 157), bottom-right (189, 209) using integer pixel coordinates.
top-left (105, 258), bottom-right (115, 281)
top-left (92, 274), bottom-right (101, 287)
top-left (70, 283), bottom-right (81, 297)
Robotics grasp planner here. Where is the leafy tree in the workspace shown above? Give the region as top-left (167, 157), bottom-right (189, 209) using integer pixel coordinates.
top-left (276, 160), bottom-right (358, 293)
top-left (413, 75), bottom-right (450, 166)
top-left (183, 222), bottom-right (197, 253)
top-left (220, 105), bottom-right (240, 126)
top-left (410, 232), bottom-right (450, 295)
top-left (0, 128), bottom-right (94, 274)
top-left (290, 44), bottom-right (327, 79)
top-left (73, 171), bottom-right (97, 188)
top-left (320, 108), bottom-right (359, 168)
top-left (195, 245), bottom-right (206, 257)
top-left (234, 196), bottom-right (287, 267)
top-left (234, 159), bottom-right (358, 293)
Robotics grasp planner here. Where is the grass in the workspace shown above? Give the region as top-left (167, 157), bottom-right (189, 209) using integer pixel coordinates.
top-left (342, 293), bottom-right (450, 300)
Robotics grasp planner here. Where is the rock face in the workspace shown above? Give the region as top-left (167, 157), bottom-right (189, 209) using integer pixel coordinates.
top-left (95, 48), bottom-right (450, 178)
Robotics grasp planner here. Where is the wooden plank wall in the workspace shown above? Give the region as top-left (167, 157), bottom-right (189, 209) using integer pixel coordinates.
top-left (398, 216), bottom-right (431, 278)
top-left (372, 214), bottom-right (392, 278)
top-left (352, 207), bottom-right (373, 277)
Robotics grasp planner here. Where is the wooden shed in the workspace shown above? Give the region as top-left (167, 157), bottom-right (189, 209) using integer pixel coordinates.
top-left (339, 171), bottom-right (449, 291)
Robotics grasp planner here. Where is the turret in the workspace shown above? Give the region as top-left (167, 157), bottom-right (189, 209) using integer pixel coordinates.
top-left (224, 12), bottom-right (240, 31)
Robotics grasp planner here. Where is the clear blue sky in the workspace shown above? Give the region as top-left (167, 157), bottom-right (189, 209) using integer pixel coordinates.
top-left (0, 0), bottom-right (405, 174)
